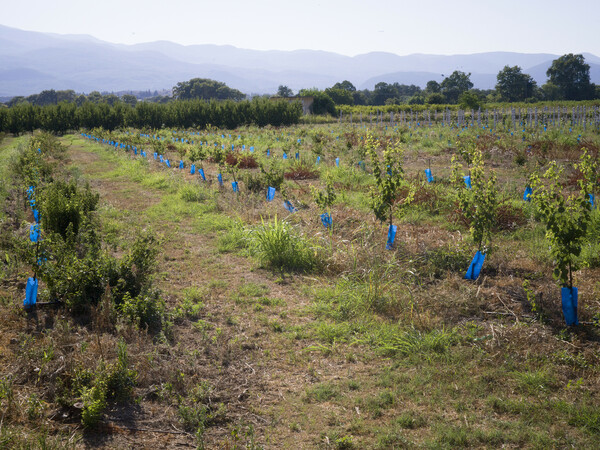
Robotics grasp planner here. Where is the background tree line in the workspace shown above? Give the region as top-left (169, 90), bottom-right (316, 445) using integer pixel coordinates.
top-left (2, 54), bottom-right (599, 123)
top-left (275, 53), bottom-right (600, 113)
top-left (0, 97), bottom-right (302, 135)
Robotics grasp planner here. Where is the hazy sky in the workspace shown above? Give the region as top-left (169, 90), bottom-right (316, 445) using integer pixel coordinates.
top-left (3, 0), bottom-right (599, 56)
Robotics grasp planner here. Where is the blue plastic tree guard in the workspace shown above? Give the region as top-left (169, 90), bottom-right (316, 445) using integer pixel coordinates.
top-left (295, 152), bottom-right (300, 160)
top-left (267, 187), bottom-right (276, 202)
top-left (590, 193), bottom-right (595, 208)
top-left (316, 156), bottom-right (321, 165)
top-left (267, 149), bottom-right (270, 157)
top-left (283, 153), bottom-right (288, 159)
top-left (218, 173), bottom-right (223, 186)
top-left (335, 157), bottom-right (340, 167)
top-left (523, 186), bottom-right (533, 201)
top-left (232, 181), bottom-right (238, 192)
top-left (30, 224), bottom-right (40, 243)
top-left (386, 224), bottom-right (397, 250)
top-left (561, 287), bottom-right (579, 326)
top-left (153, 152), bottom-right (158, 160)
top-left (24, 277), bottom-right (38, 307)
top-left (463, 176), bottom-right (472, 189)
top-left (159, 155), bottom-right (164, 163)
top-left (179, 160), bottom-right (184, 169)
top-left (321, 212), bottom-right (332, 228)
top-left (33, 209), bottom-right (40, 223)
top-left (465, 251), bottom-right (485, 280)
top-left (284, 200), bottom-right (297, 213)
top-left (425, 168), bottom-right (434, 183)
top-left (199, 168), bottom-right (206, 181)
top-left (190, 164), bottom-right (196, 175)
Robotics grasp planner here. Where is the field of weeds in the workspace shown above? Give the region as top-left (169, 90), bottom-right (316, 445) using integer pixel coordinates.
top-left (0, 119), bottom-right (599, 448)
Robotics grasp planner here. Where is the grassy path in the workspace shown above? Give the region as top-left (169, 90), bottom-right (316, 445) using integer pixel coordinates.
top-left (63, 135), bottom-right (375, 448)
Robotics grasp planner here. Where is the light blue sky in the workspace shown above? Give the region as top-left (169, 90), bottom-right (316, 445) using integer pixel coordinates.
top-left (3, 0), bottom-right (599, 56)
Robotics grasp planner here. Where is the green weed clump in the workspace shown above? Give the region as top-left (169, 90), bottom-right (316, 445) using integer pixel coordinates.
top-left (303, 382), bottom-right (340, 403)
top-left (119, 292), bottom-right (166, 333)
top-left (422, 242), bottom-right (473, 278)
top-left (247, 216), bottom-right (323, 272)
top-left (177, 382), bottom-right (227, 447)
top-left (80, 384), bottom-right (106, 428)
top-left (60, 340), bottom-right (139, 428)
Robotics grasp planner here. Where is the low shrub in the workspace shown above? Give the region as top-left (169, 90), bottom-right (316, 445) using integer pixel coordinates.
top-left (41, 180), bottom-right (99, 238)
top-left (110, 231), bottom-right (159, 304)
top-left (225, 151), bottom-right (258, 169)
top-left (40, 225), bottom-right (109, 311)
top-left (241, 171), bottom-right (266, 193)
top-left (284, 161), bottom-right (319, 180)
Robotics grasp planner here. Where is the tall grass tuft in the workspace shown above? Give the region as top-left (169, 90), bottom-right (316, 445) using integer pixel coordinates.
top-left (247, 216), bottom-right (322, 272)
top-left (377, 326), bottom-right (459, 357)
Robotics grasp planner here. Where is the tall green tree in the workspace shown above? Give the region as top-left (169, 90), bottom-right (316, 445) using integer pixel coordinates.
top-left (426, 92), bottom-right (446, 104)
top-left (324, 88), bottom-right (354, 105)
top-left (546, 54), bottom-right (594, 100)
top-left (173, 78), bottom-right (245, 101)
top-left (441, 71), bottom-right (473, 103)
top-left (458, 91), bottom-right (481, 110)
top-left (496, 65), bottom-right (537, 102)
top-left (87, 91), bottom-right (103, 104)
top-left (371, 82), bottom-right (397, 105)
top-left (331, 80), bottom-right (356, 92)
top-left (425, 80), bottom-right (441, 94)
top-left (277, 85), bottom-right (294, 97)
top-left (121, 94), bottom-right (138, 107)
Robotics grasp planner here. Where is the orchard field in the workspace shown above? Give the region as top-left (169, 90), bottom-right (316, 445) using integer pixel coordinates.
top-left (0, 113), bottom-right (599, 448)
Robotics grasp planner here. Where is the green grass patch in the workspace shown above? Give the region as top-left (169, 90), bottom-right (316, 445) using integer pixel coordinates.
top-left (304, 382), bottom-right (340, 403)
top-left (246, 216), bottom-right (324, 272)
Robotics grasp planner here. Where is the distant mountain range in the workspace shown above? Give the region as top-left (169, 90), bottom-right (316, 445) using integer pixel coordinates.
top-left (1, 24), bottom-right (599, 98)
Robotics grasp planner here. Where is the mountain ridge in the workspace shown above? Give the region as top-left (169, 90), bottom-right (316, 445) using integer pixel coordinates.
top-left (1, 24), bottom-right (598, 97)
